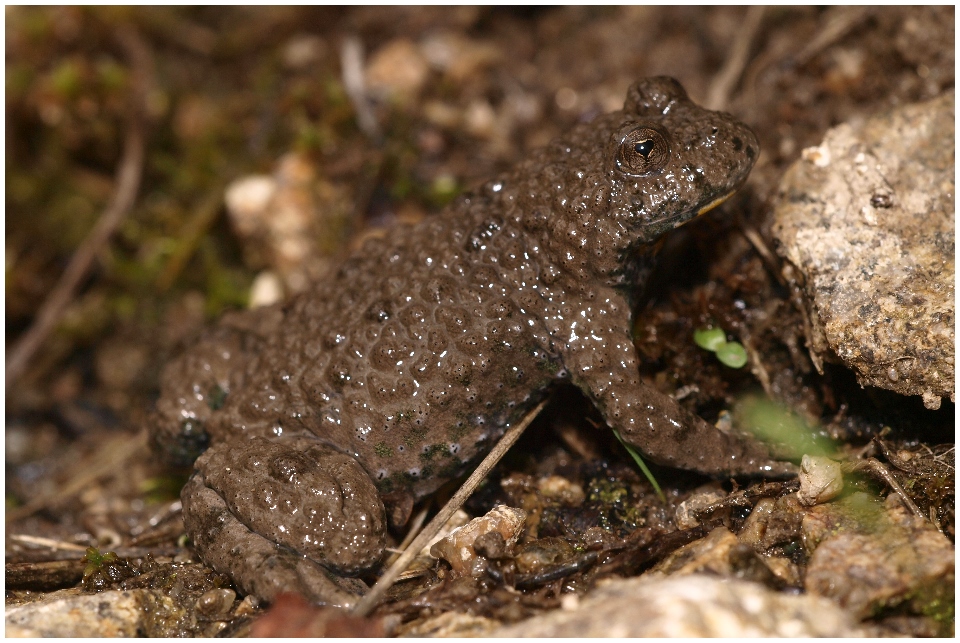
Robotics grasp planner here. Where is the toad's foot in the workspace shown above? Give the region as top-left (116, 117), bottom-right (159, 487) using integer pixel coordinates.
top-left (181, 437), bottom-right (387, 606)
top-left (616, 384), bottom-right (798, 478)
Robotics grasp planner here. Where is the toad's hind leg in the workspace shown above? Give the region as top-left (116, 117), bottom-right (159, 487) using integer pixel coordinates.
top-left (181, 436), bottom-right (387, 607)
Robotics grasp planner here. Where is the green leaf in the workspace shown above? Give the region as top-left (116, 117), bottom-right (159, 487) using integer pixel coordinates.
top-left (693, 327), bottom-right (726, 351)
top-left (716, 341), bottom-right (748, 368)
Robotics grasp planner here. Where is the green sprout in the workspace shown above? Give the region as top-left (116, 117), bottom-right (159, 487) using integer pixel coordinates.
top-left (81, 546), bottom-right (118, 580)
top-left (694, 327), bottom-right (747, 368)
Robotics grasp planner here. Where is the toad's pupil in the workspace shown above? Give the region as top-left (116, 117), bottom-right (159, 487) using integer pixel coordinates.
top-left (635, 139), bottom-right (654, 157)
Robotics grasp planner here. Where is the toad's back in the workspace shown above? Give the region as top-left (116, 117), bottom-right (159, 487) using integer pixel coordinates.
top-left (152, 76), bottom-right (767, 507)
top-left (228, 200), bottom-right (570, 501)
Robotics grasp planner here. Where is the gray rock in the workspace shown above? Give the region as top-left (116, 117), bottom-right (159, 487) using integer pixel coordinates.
top-left (490, 574), bottom-right (866, 637)
top-left (804, 494), bottom-right (955, 621)
top-left (771, 92), bottom-right (954, 409)
top-left (397, 611), bottom-right (502, 638)
top-left (5, 589), bottom-right (147, 637)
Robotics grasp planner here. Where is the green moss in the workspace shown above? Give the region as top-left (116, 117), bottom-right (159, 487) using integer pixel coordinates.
top-left (206, 384), bottom-right (227, 411)
top-left (95, 58), bottom-right (127, 91)
top-left (402, 426), bottom-right (428, 449)
top-left (537, 355), bottom-right (561, 375)
top-left (587, 478), bottom-right (629, 506)
top-left (49, 59), bottom-right (83, 98)
top-left (447, 420), bottom-right (469, 441)
top-left (911, 581), bottom-right (955, 637)
top-left (585, 477), bottom-right (645, 531)
top-left (374, 441), bottom-right (392, 458)
top-left (427, 174), bottom-right (460, 209)
top-left (140, 473), bottom-right (189, 504)
top-left (419, 443), bottom-right (448, 463)
top-left (6, 63), bottom-right (34, 97)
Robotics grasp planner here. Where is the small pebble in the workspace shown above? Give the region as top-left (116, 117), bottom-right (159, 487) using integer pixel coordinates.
top-left (797, 455), bottom-right (844, 506)
top-left (196, 588), bottom-right (236, 619)
top-left (430, 505), bottom-right (526, 577)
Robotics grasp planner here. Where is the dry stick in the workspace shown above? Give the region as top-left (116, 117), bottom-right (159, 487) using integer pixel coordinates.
top-left (6, 432), bottom-right (149, 524)
top-left (792, 6), bottom-right (869, 67)
top-left (341, 35), bottom-right (382, 142)
top-left (741, 226), bottom-right (786, 287)
top-left (9, 534), bottom-right (89, 553)
top-left (154, 182), bottom-right (229, 292)
top-left (384, 505), bottom-right (430, 565)
top-left (5, 30), bottom-right (149, 391)
top-left (706, 5), bottom-right (766, 111)
top-left (352, 399), bottom-right (547, 618)
top-left (849, 458), bottom-right (926, 521)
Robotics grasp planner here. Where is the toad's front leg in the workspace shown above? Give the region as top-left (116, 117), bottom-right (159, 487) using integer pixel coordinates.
top-left (559, 297), bottom-right (796, 477)
top-left (181, 436), bottom-right (387, 607)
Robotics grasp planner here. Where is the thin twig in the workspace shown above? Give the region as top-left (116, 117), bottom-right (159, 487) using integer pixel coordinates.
top-left (792, 7), bottom-right (870, 67)
top-left (848, 457), bottom-right (925, 521)
top-left (740, 225), bottom-right (786, 287)
top-left (5, 27), bottom-right (150, 390)
top-left (6, 432), bottom-right (149, 524)
top-left (351, 399), bottom-right (547, 617)
top-left (706, 6), bottom-right (766, 111)
top-left (154, 181), bottom-right (229, 292)
top-left (8, 534), bottom-right (89, 552)
top-left (383, 505), bottom-right (429, 566)
top-left (340, 35), bottom-right (382, 142)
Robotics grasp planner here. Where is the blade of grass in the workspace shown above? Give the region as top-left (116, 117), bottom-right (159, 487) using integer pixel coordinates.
top-left (613, 429), bottom-right (666, 503)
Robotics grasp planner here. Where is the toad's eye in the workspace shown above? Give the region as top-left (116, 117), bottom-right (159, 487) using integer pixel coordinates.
top-left (616, 126), bottom-right (670, 177)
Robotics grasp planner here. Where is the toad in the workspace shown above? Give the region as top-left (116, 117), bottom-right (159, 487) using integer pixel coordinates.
top-left (150, 77), bottom-right (793, 606)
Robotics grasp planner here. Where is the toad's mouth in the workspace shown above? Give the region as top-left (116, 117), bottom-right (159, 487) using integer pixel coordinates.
top-left (644, 189), bottom-right (737, 232)
top-left (695, 191), bottom-right (735, 217)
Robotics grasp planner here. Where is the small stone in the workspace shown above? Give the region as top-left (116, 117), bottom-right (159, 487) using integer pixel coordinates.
top-left (464, 99), bottom-right (496, 139)
top-left (418, 32), bottom-right (502, 83)
top-left (249, 271), bottom-right (284, 309)
top-left (195, 588), bottom-right (236, 619)
top-left (282, 34), bottom-right (325, 70)
top-left (473, 530), bottom-right (507, 560)
top-left (652, 526), bottom-right (774, 581)
top-left (224, 154), bottom-right (350, 293)
top-left (514, 536), bottom-right (577, 575)
top-left (738, 494), bottom-right (805, 551)
top-left (737, 497), bottom-right (776, 548)
top-left (224, 175), bottom-right (276, 230)
top-left (365, 38), bottom-right (429, 100)
top-left (234, 594), bottom-right (260, 617)
top-left (537, 475), bottom-right (585, 506)
top-left (797, 455), bottom-right (844, 506)
top-left (921, 388), bottom-right (942, 410)
top-left (674, 483), bottom-right (727, 530)
top-left (430, 505), bottom-right (526, 577)
top-left (560, 593), bottom-right (580, 611)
